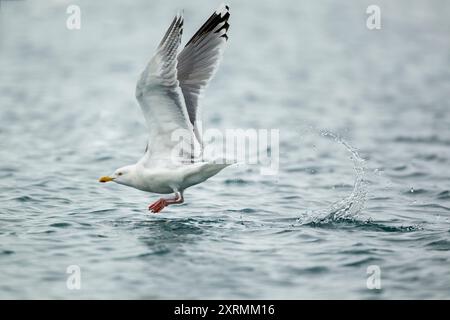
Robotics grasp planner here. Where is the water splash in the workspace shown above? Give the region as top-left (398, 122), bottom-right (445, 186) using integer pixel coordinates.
top-left (296, 130), bottom-right (368, 225)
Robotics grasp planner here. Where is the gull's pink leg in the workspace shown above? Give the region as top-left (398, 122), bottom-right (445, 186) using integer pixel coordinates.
top-left (148, 192), bottom-right (184, 213)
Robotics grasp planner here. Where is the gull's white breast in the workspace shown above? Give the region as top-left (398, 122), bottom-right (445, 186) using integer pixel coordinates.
top-left (131, 162), bottom-right (230, 194)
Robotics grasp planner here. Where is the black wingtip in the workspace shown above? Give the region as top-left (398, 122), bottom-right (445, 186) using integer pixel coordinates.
top-left (185, 5), bottom-right (231, 46)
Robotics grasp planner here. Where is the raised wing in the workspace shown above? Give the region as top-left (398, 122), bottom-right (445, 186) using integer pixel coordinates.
top-left (177, 4), bottom-right (230, 144)
top-left (136, 14), bottom-right (199, 165)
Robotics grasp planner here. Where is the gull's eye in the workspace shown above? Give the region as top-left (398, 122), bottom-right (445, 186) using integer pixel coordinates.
top-left (118, 172), bottom-right (123, 176)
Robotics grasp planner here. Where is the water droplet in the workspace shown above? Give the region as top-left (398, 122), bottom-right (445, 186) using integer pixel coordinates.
top-left (410, 187), bottom-right (414, 193)
top-left (373, 168), bottom-right (383, 176)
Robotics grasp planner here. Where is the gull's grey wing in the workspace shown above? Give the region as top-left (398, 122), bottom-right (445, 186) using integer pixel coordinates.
top-left (136, 13), bottom-right (198, 165)
top-left (177, 4), bottom-right (230, 144)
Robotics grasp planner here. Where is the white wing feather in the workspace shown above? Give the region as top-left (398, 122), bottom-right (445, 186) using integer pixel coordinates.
top-left (134, 5), bottom-right (230, 166)
top-left (177, 4), bottom-right (230, 144)
top-left (136, 14), bottom-right (197, 165)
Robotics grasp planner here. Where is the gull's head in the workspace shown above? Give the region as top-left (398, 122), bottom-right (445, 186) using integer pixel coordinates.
top-left (99, 165), bottom-right (135, 185)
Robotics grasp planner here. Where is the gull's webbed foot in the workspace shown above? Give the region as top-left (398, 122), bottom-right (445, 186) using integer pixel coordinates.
top-left (148, 192), bottom-right (184, 213)
top-left (148, 198), bottom-right (167, 213)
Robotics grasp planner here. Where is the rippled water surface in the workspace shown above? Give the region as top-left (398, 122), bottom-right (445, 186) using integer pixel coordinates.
top-left (1, 0), bottom-right (450, 299)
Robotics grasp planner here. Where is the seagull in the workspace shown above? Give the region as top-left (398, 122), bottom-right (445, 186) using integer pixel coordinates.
top-left (99, 4), bottom-right (231, 213)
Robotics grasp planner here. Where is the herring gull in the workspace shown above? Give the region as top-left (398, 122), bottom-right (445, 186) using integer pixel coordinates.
top-left (99, 4), bottom-right (231, 213)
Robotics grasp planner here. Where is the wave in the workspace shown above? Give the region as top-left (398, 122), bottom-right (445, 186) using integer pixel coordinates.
top-left (304, 217), bottom-right (421, 232)
top-left (393, 135), bottom-right (450, 146)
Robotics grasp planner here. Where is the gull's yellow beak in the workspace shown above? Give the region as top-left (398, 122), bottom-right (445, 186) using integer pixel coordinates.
top-left (99, 176), bottom-right (114, 183)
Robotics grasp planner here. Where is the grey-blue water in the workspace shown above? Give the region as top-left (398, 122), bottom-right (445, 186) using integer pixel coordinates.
top-left (1, 0), bottom-right (449, 299)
